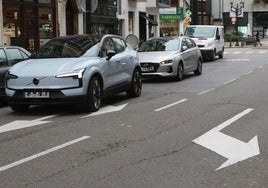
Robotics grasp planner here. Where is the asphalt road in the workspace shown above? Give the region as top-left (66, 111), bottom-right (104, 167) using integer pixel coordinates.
top-left (1, 47), bottom-right (268, 188)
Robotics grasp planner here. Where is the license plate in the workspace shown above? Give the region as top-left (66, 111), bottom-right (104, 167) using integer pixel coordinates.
top-left (24, 91), bottom-right (50, 98)
top-left (141, 66), bottom-right (154, 72)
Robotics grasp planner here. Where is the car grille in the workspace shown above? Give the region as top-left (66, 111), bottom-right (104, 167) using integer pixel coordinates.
top-left (140, 63), bottom-right (159, 73)
top-left (198, 45), bottom-right (205, 47)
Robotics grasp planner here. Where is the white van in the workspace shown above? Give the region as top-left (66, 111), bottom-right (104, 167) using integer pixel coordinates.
top-left (184, 25), bottom-right (224, 61)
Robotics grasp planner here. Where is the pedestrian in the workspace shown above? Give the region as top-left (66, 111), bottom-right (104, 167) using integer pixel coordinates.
top-left (255, 31), bottom-right (262, 47)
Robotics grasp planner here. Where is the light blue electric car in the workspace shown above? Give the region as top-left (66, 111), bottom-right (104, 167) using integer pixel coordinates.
top-left (5, 34), bottom-right (142, 112)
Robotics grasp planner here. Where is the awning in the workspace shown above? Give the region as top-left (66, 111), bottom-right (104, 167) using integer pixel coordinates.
top-left (140, 15), bottom-right (158, 26)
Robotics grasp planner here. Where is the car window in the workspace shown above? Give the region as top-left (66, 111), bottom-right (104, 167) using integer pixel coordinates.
top-left (101, 38), bottom-right (115, 57)
top-left (185, 38), bottom-right (195, 48)
top-left (6, 48), bottom-right (25, 65)
top-left (138, 38), bottom-right (179, 52)
top-left (181, 39), bottom-right (188, 48)
top-left (0, 49), bottom-right (8, 68)
top-left (112, 38), bottom-right (126, 53)
top-left (32, 35), bottom-right (101, 58)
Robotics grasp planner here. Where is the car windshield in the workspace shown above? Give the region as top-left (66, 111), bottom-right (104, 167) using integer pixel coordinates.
top-left (185, 27), bottom-right (216, 38)
top-left (138, 38), bottom-right (180, 52)
top-left (31, 35), bottom-right (102, 58)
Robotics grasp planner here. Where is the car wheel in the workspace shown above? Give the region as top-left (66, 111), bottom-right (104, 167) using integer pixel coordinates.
top-left (85, 76), bottom-right (102, 112)
top-left (219, 48), bottom-right (224, 59)
top-left (194, 59), bottom-right (202, 75)
top-left (127, 68), bottom-right (142, 98)
top-left (175, 63), bottom-right (183, 81)
top-left (211, 51), bottom-right (216, 61)
top-left (9, 104), bottom-right (29, 112)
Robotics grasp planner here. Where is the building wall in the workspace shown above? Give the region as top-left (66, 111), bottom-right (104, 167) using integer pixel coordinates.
top-left (223, 0), bottom-right (268, 37)
top-left (0, 0), bottom-right (3, 45)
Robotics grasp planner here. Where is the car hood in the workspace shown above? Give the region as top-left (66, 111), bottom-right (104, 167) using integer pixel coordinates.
top-left (138, 51), bottom-right (178, 63)
top-left (9, 57), bottom-right (97, 76)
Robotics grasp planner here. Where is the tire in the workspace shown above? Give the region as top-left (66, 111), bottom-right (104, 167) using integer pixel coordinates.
top-left (9, 104), bottom-right (29, 112)
top-left (175, 63), bottom-right (183, 81)
top-left (85, 76), bottom-right (102, 112)
top-left (127, 68), bottom-right (142, 98)
top-left (211, 51), bottom-right (216, 61)
top-left (219, 48), bottom-right (224, 59)
top-left (194, 59), bottom-right (202, 75)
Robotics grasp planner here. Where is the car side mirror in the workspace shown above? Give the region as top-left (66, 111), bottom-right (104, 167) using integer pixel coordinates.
top-left (106, 50), bottom-right (116, 60)
top-left (182, 45), bottom-right (188, 52)
top-left (216, 35), bottom-right (220, 40)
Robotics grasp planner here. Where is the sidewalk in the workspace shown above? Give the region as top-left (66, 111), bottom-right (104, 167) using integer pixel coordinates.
top-left (225, 38), bottom-right (268, 48)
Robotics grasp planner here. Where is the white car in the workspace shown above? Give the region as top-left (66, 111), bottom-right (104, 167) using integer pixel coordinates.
top-left (5, 34), bottom-right (142, 112)
top-left (137, 36), bottom-right (203, 81)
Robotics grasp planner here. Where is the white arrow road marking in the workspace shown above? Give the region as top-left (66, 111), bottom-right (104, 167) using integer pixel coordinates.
top-left (0, 136), bottom-right (90, 173)
top-left (193, 108), bottom-right (260, 170)
top-left (81, 103), bottom-right (128, 118)
top-left (0, 114), bottom-right (59, 134)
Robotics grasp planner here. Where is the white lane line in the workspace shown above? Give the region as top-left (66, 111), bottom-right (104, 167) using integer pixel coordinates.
top-left (244, 71), bottom-right (253, 75)
top-left (223, 79), bottom-right (236, 86)
top-left (0, 136), bottom-right (90, 173)
top-left (232, 51), bottom-right (241, 54)
top-left (245, 51), bottom-right (254, 54)
top-left (197, 88), bottom-right (215, 96)
top-left (259, 51), bottom-right (267, 54)
top-left (258, 65), bottom-right (263, 69)
top-left (154, 99), bottom-right (188, 112)
top-left (224, 51), bottom-right (230, 54)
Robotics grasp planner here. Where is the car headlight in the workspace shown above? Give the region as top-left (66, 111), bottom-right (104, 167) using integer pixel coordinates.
top-left (56, 68), bottom-right (85, 79)
top-left (204, 42), bottom-right (212, 47)
top-left (6, 71), bottom-right (18, 80)
top-left (160, 60), bottom-right (173, 65)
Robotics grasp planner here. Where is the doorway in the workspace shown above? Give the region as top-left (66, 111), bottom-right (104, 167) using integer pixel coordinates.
top-left (66, 0), bottom-right (78, 35)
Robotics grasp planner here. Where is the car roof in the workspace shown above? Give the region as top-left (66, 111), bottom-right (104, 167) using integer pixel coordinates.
top-left (148, 35), bottom-right (190, 41)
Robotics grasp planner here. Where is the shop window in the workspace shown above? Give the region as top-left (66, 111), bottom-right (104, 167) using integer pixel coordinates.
top-left (39, 8), bottom-right (53, 46)
top-left (3, 6), bottom-right (21, 46)
top-left (39, 0), bottom-right (51, 3)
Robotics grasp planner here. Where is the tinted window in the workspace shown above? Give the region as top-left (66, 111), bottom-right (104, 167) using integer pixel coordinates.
top-left (0, 49), bottom-right (8, 68)
top-left (6, 49), bottom-right (24, 65)
top-left (138, 38), bottom-right (180, 52)
top-left (101, 38), bottom-right (115, 57)
top-left (185, 38), bottom-right (195, 48)
top-left (32, 35), bottom-right (102, 58)
top-left (112, 38), bottom-right (126, 53)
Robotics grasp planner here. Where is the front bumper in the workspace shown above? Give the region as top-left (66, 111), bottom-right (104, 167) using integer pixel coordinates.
top-left (5, 88), bottom-right (87, 105)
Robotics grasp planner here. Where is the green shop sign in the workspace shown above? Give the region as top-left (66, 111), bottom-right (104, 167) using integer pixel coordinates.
top-left (160, 14), bottom-right (182, 20)
top-left (159, 7), bottom-right (184, 20)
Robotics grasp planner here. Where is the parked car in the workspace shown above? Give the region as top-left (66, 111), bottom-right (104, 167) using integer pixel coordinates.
top-left (184, 25), bottom-right (224, 61)
top-left (0, 46), bottom-right (31, 101)
top-left (137, 36), bottom-right (202, 81)
top-left (5, 34), bottom-right (142, 112)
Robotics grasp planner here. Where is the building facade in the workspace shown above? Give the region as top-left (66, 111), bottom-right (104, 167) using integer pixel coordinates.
top-left (0, 0), bottom-right (85, 52)
top-left (223, 0), bottom-right (268, 38)
top-left (0, 0), bottom-right (192, 52)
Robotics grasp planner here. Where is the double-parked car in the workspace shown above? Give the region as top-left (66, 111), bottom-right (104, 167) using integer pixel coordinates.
top-left (5, 34), bottom-right (142, 112)
top-left (0, 46), bottom-right (31, 102)
top-left (137, 35), bottom-right (203, 81)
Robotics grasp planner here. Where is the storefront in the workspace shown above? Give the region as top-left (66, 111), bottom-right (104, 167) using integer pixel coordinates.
top-left (2, 0), bottom-right (56, 53)
top-left (159, 7), bottom-right (184, 36)
top-left (88, 0), bottom-right (118, 34)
